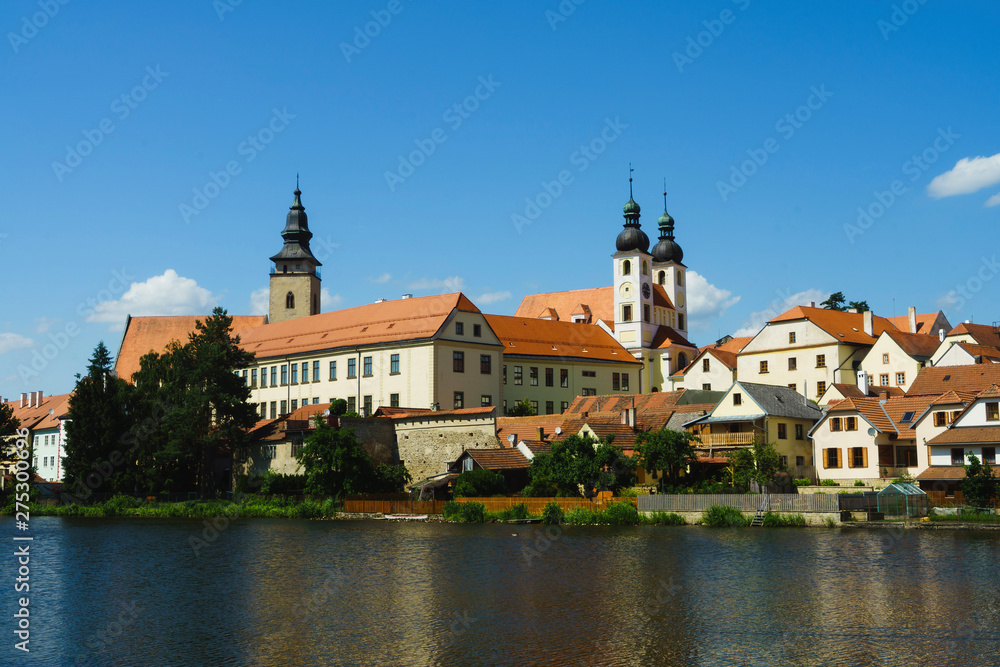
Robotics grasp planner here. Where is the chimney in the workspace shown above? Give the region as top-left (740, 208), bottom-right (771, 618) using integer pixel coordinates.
top-left (908, 306), bottom-right (917, 334)
top-left (939, 328), bottom-right (946, 342)
top-left (848, 308), bottom-right (858, 314)
top-left (536, 426), bottom-right (544, 440)
top-left (863, 310), bottom-right (874, 337)
top-left (809, 301), bottom-right (816, 307)
top-left (401, 294), bottom-right (412, 299)
top-left (20, 393), bottom-right (27, 408)
top-left (879, 391), bottom-right (888, 401)
top-left (857, 370), bottom-right (869, 396)
top-left (36, 390), bottom-right (43, 406)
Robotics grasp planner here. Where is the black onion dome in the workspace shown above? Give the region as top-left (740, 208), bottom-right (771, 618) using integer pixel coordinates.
top-left (616, 226), bottom-right (645, 252)
top-left (651, 238), bottom-right (683, 263)
top-left (638, 228), bottom-right (650, 253)
top-left (623, 196), bottom-right (641, 216)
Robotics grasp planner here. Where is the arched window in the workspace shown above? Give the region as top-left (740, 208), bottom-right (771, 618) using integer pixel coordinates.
top-left (622, 260), bottom-right (631, 276)
top-left (658, 270), bottom-right (666, 285)
top-left (677, 270), bottom-right (684, 286)
top-left (677, 352), bottom-right (688, 369)
top-left (642, 260), bottom-right (649, 275)
top-left (286, 292), bottom-right (295, 309)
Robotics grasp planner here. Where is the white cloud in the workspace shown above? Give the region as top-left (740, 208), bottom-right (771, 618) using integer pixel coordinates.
top-left (475, 291), bottom-right (512, 305)
top-left (250, 288), bottom-right (269, 316)
top-left (936, 290), bottom-right (961, 312)
top-left (0, 332), bottom-right (33, 355)
top-left (34, 317), bottom-right (58, 334)
top-left (985, 192), bottom-right (1000, 208)
top-left (928, 153), bottom-right (1000, 199)
top-left (86, 269), bottom-right (219, 330)
top-left (369, 273), bottom-right (392, 284)
top-left (730, 288), bottom-right (825, 338)
top-left (320, 288), bottom-right (343, 310)
top-left (407, 276), bottom-right (465, 293)
top-left (686, 271), bottom-right (740, 329)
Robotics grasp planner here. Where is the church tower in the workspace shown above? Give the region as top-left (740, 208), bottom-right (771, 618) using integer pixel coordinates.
top-left (612, 171), bottom-right (657, 354)
top-left (650, 183), bottom-right (687, 339)
top-left (269, 180), bottom-right (321, 324)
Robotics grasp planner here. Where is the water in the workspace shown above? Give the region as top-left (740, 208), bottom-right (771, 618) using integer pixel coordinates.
top-left (3, 517), bottom-right (1000, 666)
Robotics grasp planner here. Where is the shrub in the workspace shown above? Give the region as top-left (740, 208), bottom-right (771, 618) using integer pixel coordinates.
top-left (702, 505), bottom-right (749, 527)
top-left (453, 468), bottom-right (506, 497)
top-left (792, 478), bottom-right (811, 487)
top-left (854, 480), bottom-right (866, 487)
top-left (541, 502), bottom-right (564, 524)
top-left (824, 517), bottom-right (837, 527)
top-left (761, 512), bottom-right (807, 527)
top-left (103, 493), bottom-right (143, 517)
top-left (442, 501), bottom-right (462, 520)
top-left (494, 503), bottom-right (530, 522)
top-left (820, 479), bottom-right (840, 487)
top-left (564, 506), bottom-right (600, 524)
top-left (645, 512), bottom-right (686, 525)
top-left (603, 502), bottom-right (640, 525)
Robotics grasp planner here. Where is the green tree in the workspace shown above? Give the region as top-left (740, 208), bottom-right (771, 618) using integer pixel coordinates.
top-left (525, 434), bottom-right (635, 497)
top-left (329, 399), bottom-right (348, 416)
top-left (297, 417), bottom-right (410, 497)
top-left (0, 402), bottom-right (23, 478)
top-left (820, 292), bottom-right (869, 312)
top-left (961, 453), bottom-right (999, 509)
top-left (453, 467), bottom-right (506, 497)
top-left (726, 441), bottom-right (783, 491)
top-left (63, 342), bottom-right (138, 497)
top-left (634, 428), bottom-right (699, 489)
top-left (506, 398), bottom-right (535, 417)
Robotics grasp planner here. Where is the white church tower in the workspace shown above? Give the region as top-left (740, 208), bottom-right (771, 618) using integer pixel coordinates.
top-left (612, 171), bottom-right (657, 356)
top-left (650, 183), bottom-right (688, 340)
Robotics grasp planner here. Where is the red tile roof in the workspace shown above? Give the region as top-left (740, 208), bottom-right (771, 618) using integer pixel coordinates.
top-left (387, 406), bottom-right (496, 421)
top-left (826, 397), bottom-right (896, 433)
top-left (4, 393), bottom-right (71, 431)
top-left (652, 284), bottom-right (675, 310)
top-left (115, 315), bottom-right (267, 382)
top-left (927, 426), bottom-right (1000, 445)
top-left (464, 448), bottom-right (532, 470)
top-left (485, 314), bottom-right (639, 364)
top-left (769, 306), bottom-right (899, 345)
top-left (651, 325), bottom-right (695, 350)
top-left (884, 329), bottom-right (942, 359)
top-left (915, 466), bottom-right (967, 481)
top-left (514, 287), bottom-right (614, 325)
top-left (496, 416), bottom-right (567, 445)
top-left (239, 293), bottom-right (481, 361)
top-left (948, 322), bottom-right (1000, 348)
top-left (906, 365), bottom-right (1000, 397)
top-left (886, 312), bottom-right (947, 335)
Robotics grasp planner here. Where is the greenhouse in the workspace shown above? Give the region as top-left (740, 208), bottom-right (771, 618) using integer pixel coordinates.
top-left (877, 482), bottom-right (929, 518)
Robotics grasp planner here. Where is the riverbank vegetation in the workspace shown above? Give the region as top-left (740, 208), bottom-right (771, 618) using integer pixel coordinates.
top-left (442, 500), bottom-right (687, 526)
top-left (20, 493), bottom-right (340, 519)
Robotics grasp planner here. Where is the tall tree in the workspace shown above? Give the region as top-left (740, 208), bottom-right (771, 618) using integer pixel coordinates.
top-left (0, 401), bottom-right (22, 474)
top-left (526, 434), bottom-right (635, 497)
top-left (726, 441), bottom-right (783, 491)
top-left (634, 428), bottom-right (699, 489)
top-left (64, 342), bottom-right (137, 496)
top-left (297, 417), bottom-right (411, 497)
top-left (820, 292), bottom-right (870, 312)
top-left (961, 453), bottom-right (999, 509)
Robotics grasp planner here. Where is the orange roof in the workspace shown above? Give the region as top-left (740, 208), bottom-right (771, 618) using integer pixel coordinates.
top-left (978, 384), bottom-right (1000, 399)
top-left (716, 336), bottom-right (753, 355)
top-left (826, 397), bottom-right (896, 432)
top-left (927, 426), bottom-right (1000, 446)
top-left (930, 390), bottom-right (976, 406)
top-left (566, 391), bottom-right (686, 414)
top-left (496, 415), bottom-right (567, 445)
top-left (906, 365), bottom-right (1000, 397)
top-left (828, 383), bottom-right (866, 400)
top-left (955, 342), bottom-right (1000, 362)
top-left (387, 406), bottom-right (496, 421)
top-left (652, 284), bottom-right (675, 310)
top-left (769, 306), bottom-right (899, 345)
top-left (883, 329), bottom-right (941, 359)
top-left (947, 322), bottom-right (1000, 348)
top-left (915, 466), bottom-right (967, 480)
top-left (514, 287), bottom-right (614, 325)
top-left (239, 293), bottom-right (481, 361)
top-left (651, 325), bottom-right (695, 350)
top-left (484, 314), bottom-right (639, 364)
top-left (4, 393), bottom-right (71, 431)
top-left (463, 448), bottom-right (532, 470)
top-left (886, 312), bottom-right (947, 335)
top-left (115, 315), bottom-right (267, 382)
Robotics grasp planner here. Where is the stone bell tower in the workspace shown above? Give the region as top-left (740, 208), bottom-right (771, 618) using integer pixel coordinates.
top-left (269, 179), bottom-right (321, 323)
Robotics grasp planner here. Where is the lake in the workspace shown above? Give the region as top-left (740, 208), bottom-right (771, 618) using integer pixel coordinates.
top-left (4, 517), bottom-right (1000, 666)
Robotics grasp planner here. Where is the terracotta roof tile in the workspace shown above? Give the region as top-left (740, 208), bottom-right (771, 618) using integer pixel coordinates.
top-left (651, 326), bottom-right (695, 350)
top-left (514, 287), bottom-right (614, 325)
top-left (906, 365), bottom-right (1000, 396)
top-left (826, 397), bottom-right (896, 433)
top-left (948, 322), bottom-right (1000, 348)
top-left (927, 426), bottom-right (1000, 445)
top-left (769, 306), bottom-right (899, 345)
top-left (485, 314), bottom-right (638, 364)
top-left (651, 284), bottom-right (675, 310)
top-left (388, 406), bottom-right (496, 420)
top-left (915, 466), bottom-right (967, 480)
top-left (886, 312), bottom-right (946, 335)
top-left (956, 342), bottom-right (1000, 362)
top-left (884, 329), bottom-right (941, 359)
top-left (830, 383), bottom-right (866, 399)
top-left (4, 393), bottom-right (71, 431)
top-left (496, 416), bottom-right (567, 445)
top-left (465, 448), bottom-right (532, 470)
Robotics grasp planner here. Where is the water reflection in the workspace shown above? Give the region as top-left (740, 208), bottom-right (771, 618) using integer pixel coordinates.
top-left (5, 518), bottom-right (1000, 666)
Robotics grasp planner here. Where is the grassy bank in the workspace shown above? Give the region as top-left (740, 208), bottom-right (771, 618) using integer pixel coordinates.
top-left (14, 494), bottom-right (341, 519)
top-left (443, 501), bottom-right (688, 526)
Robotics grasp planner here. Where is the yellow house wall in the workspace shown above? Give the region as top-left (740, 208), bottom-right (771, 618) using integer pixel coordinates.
top-left (500, 358), bottom-right (640, 415)
top-left (739, 338), bottom-right (861, 400)
top-left (680, 355), bottom-right (736, 392)
top-left (929, 334), bottom-right (976, 365)
top-left (860, 335), bottom-right (925, 392)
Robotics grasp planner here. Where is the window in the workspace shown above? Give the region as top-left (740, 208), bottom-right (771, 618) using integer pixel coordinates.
top-left (455, 322), bottom-right (464, 335)
top-left (816, 381), bottom-right (826, 396)
top-left (560, 369), bottom-right (569, 388)
top-left (390, 393), bottom-right (400, 408)
top-left (777, 423), bottom-right (787, 439)
top-left (831, 418), bottom-right (842, 432)
top-left (280, 400), bottom-right (287, 415)
top-left (824, 448), bottom-right (841, 468)
top-left (883, 353), bottom-right (890, 364)
top-left (581, 388), bottom-right (597, 396)
top-left (347, 396), bottom-right (356, 413)
top-left (291, 399), bottom-right (298, 411)
top-left (643, 304), bottom-right (650, 323)
top-left (560, 401), bottom-right (569, 413)
top-left (816, 354), bottom-right (826, 368)
top-left (796, 456), bottom-right (805, 466)
top-left (481, 355), bottom-right (491, 375)
top-left (242, 370), bottom-right (248, 385)
top-left (622, 259), bottom-right (631, 275)
top-left (845, 416), bottom-right (857, 431)
top-left (481, 395), bottom-right (492, 407)
top-left (658, 270), bottom-right (665, 285)
top-left (265, 444), bottom-right (277, 459)
top-left (503, 365), bottom-right (508, 385)
top-left (391, 354), bottom-right (400, 374)
top-left (545, 401), bottom-right (554, 415)
top-left (545, 367), bottom-right (553, 387)
top-left (703, 384), bottom-right (711, 391)
top-left (788, 384), bottom-right (797, 392)
top-left (934, 411), bottom-right (947, 427)
top-left (286, 292), bottom-right (294, 309)
top-left (984, 447), bottom-right (996, 465)
top-left (270, 402), bottom-right (277, 419)
top-left (951, 448), bottom-right (965, 465)
top-left (514, 366), bottom-right (523, 385)
top-left (900, 411), bottom-right (915, 424)
top-left (452, 391), bottom-right (464, 409)
top-left (878, 374), bottom-right (888, 386)
top-left (473, 324), bottom-right (481, 337)
top-left (622, 304), bottom-right (632, 321)
top-left (703, 358), bottom-right (710, 372)
top-left (642, 260), bottom-right (648, 275)
top-left (530, 400), bottom-right (539, 414)
top-left (281, 365), bottom-right (288, 385)
top-left (348, 359), bottom-right (357, 378)
top-left (453, 351), bottom-right (465, 373)
top-left (896, 372), bottom-right (905, 386)
top-left (789, 332), bottom-right (796, 344)
top-left (622, 373), bottom-right (629, 391)
top-left (251, 369), bottom-right (257, 387)
top-left (850, 447), bottom-right (867, 468)
top-left (271, 366), bottom-right (277, 386)
top-left (301, 363), bottom-right (309, 383)
top-left (788, 357), bottom-right (797, 371)
top-left (528, 367), bottom-right (538, 386)
top-left (733, 393), bottom-right (742, 406)
top-left (795, 424), bottom-right (804, 440)
top-left (582, 370), bottom-right (596, 378)
top-left (330, 361), bottom-right (337, 381)
top-left (987, 402), bottom-right (1000, 421)
top-left (261, 368), bottom-right (267, 387)
top-left (613, 373), bottom-right (621, 391)
top-left (363, 356), bottom-right (373, 377)
top-left (677, 271), bottom-right (684, 286)
top-left (779, 455), bottom-right (788, 468)
top-left (463, 458), bottom-right (474, 472)
top-left (313, 360), bottom-right (320, 381)
top-left (759, 361), bottom-right (768, 374)
top-left (292, 443), bottom-right (303, 458)
top-left (259, 403), bottom-right (267, 418)
top-left (313, 398), bottom-right (319, 405)
top-left (363, 395), bottom-right (372, 415)
top-left (291, 363), bottom-right (298, 384)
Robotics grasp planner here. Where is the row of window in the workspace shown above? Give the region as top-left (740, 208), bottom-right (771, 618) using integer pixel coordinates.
top-left (453, 321), bottom-right (482, 337)
top-left (504, 399), bottom-right (573, 416)
top-left (501, 366), bottom-right (624, 389)
top-left (620, 303), bottom-right (685, 329)
top-left (453, 352), bottom-right (492, 374)
top-left (775, 423), bottom-right (806, 440)
top-left (951, 447), bottom-right (996, 465)
top-left (824, 446), bottom-right (919, 469)
top-left (243, 353), bottom-right (420, 388)
top-left (760, 354), bottom-right (827, 374)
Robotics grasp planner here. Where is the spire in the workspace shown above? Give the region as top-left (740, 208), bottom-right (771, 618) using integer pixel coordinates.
top-left (657, 178), bottom-right (675, 239)
top-left (651, 177), bottom-right (683, 264)
top-left (622, 163), bottom-right (641, 222)
top-left (617, 164), bottom-right (649, 252)
top-left (270, 180), bottom-right (321, 266)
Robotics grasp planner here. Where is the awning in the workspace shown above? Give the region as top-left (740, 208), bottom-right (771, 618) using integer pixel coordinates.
top-left (683, 414), bottom-right (766, 427)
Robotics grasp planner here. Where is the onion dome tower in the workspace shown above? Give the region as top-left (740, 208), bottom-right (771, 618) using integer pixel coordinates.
top-left (268, 176), bottom-right (322, 323)
top-left (616, 175), bottom-right (650, 253)
top-left (651, 186), bottom-right (683, 264)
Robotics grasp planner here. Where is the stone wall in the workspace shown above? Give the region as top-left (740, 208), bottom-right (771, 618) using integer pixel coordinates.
top-left (395, 415), bottom-right (500, 484)
top-left (340, 416), bottom-right (397, 465)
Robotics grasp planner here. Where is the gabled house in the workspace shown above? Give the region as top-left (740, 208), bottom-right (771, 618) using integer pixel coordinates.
top-left (2, 391), bottom-right (71, 483)
top-left (915, 385), bottom-right (1000, 503)
top-left (934, 341), bottom-right (1000, 367)
top-left (930, 322), bottom-right (1000, 366)
top-left (684, 382), bottom-right (821, 479)
top-left (672, 336), bottom-right (752, 392)
top-left (905, 364), bottom-right (1000, 397)
top-left (859, 329), bottom-right (941, 393)
top-left (885, 308), bottom-right (951, 337)
top-left (736, 305), bottom-right (900, 402)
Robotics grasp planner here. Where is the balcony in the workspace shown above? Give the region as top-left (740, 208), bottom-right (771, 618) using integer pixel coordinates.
top-left (270, 266), bottom-right (321, 279)
top-left (696, 432), bottom-right (758, 448)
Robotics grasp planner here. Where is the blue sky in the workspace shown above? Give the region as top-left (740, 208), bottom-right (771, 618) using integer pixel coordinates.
top-left (2, 0), bottom-right (999, 396)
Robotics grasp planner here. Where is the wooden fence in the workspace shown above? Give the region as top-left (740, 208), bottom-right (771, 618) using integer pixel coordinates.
top-left (638, 493), bottom-right (840, 513)
top-left (343, 496), bottom-right (445, 515)
top-left (453, 496), bottom-right (638, 513)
